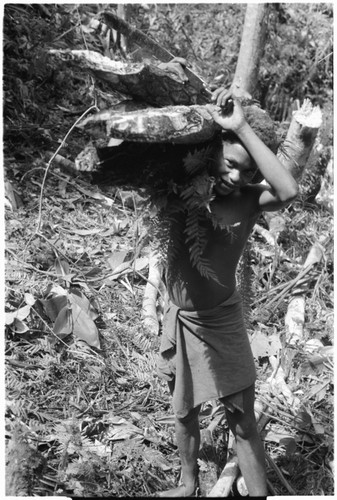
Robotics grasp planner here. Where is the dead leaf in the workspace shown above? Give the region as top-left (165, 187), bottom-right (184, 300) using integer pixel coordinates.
top-left (107, 251), bottom-right (129, 271)
top-left (250, 331), bottom-right (282, 359)
top-left (105, 418), bottom-right (143, 442)
top-left (269, 215), bottom-right (286, 235)
top-left (305, 381), bottom-right (329, 403)
top-left (5, 305), bottom-right (31, 325)
top-left (58, 179), bottom-right (67, 197)
top-left (281, 437), bottom-right (297, 457)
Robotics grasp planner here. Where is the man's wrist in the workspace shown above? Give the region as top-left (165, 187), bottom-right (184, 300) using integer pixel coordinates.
top-left (233, 120), bottom-right (252, 139)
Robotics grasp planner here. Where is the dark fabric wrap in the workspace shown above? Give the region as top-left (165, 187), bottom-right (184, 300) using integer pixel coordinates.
top-left (157, 290), bottom-right (256, 418)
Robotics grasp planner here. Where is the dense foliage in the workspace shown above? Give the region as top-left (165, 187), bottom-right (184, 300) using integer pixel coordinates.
top-left (4, 3), bottom-right (333, 497)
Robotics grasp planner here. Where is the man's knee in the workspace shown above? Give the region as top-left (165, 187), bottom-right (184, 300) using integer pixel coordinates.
top-left (227, 412), bottom-right (257, 440)
top-left (176, 405), bottom-right (201, 424)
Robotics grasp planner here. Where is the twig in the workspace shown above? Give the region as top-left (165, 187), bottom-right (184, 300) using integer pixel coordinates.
top-left (36, 105), bottom-right (98, 233)
top-left (31, 307), bottom-right (70, 348)
top-left (265, 451), bottom-right (296, 495)
top-left (5, 248), bottom-right (61, 277)
top-left (6, 359), bottom-right (43, 370)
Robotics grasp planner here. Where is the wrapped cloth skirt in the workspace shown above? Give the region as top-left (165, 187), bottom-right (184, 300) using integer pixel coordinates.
top-left (157, 290), bottom-right (256, 419)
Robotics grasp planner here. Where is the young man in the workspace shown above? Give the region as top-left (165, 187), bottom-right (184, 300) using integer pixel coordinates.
top-left (157, 87), bottom-right (298, 497)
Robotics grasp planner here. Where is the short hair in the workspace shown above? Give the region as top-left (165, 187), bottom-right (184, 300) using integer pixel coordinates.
top-left (221, 105), bottom-right (279, 154)
top-left (218, 104), bottom-right (279, 183)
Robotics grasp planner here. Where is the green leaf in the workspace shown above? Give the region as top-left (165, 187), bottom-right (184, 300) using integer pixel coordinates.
top-left (53, 305), bottom-right (73, 336)
top-left (12, 318), bottom-right (29, 334)
top-left (69, 289), bottom-right (99, 320)
top-left (40, 295), bottom-right (67, 322)
top-left (5, 305), bottom-right (31, 325)
top-left (54, 257), bottom-right (70, 276)
top-left (71, 302), bottom-right (100, 349)
top-left (24, 292), bottom-right (36, 306)
top-left (106, 250), bottom-right (129, 271)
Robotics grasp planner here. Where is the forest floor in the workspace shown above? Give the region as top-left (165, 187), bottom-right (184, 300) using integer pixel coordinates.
top-left (4, 147), bottom-right (334, 497)
top-left (3, 4), bottom-right (334, 497)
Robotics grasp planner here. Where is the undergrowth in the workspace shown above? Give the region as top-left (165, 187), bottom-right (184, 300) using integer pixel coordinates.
top-left (4, 3), bottom-right (333, 497)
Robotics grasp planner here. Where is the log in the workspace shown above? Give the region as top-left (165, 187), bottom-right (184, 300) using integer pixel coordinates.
top-left (102, 10), bottom-right (212, 102)
top-left (49, 48), bottom-right (209, 107)
top-left (277, 99), bottom-right (322, 182)
top-left (263, 99), bottom-right (322, 236)
top-left (79, 104), bottom-right (221, 144)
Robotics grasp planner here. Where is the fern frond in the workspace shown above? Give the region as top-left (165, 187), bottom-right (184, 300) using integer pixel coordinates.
top-left (183, 146), bottom-right (212, 177)
top-left (237, 242), bottom-right (253, 327)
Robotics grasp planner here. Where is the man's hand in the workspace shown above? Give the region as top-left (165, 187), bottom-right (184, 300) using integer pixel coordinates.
top-left (205, 89), bottom-right (247, 133)
top-left (157, 57), bottom-right (189, 83)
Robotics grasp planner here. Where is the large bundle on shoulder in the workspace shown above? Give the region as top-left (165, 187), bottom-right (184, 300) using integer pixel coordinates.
top-left (49, 9), bottom-right (322, 286)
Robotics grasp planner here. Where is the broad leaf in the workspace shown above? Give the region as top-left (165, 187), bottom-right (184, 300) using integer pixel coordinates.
top-left (40, 295), bottom-right (67, 322)
top-left (53, 305), bottom-right (73, 336)
top-left (54, 257), bottom-right (70, 276)
top-left (69, 289), bottom-right (99, 320)
top-left (5, 305), bottom-right (31, 325)
top-left (71, 302), bottom-right (100, 348)
top-left (250, 331), bottom-right (281, 359)
top-left (107, 250), bottom-right (129, 271)
top-left (24, 292), bottom-right (35, 306)
top-left (11, 318), bottom-right (29, 334)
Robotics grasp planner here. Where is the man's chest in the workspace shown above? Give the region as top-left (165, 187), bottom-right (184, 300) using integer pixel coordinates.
top-left (210, 189), bottom-right (260, 227)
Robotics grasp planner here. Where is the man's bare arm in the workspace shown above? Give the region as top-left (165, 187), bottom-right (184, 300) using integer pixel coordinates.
top-left (206, 91), bottom-right (298, 211)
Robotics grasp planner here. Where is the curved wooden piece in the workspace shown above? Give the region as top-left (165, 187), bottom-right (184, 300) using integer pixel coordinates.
top-left (49, 49), bottom-right (210, 106)
top-left (79, 104), bottom-right (221, 144)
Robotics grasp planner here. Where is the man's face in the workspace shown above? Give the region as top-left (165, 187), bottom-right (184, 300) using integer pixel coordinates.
top-left (214, 140), bottom-right (257, 196)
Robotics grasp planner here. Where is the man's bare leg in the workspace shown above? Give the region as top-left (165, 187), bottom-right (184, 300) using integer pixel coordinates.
top-left (222, 384), bottom-right (268, 497)
top-left (158, 405), bottom-right (201, 497)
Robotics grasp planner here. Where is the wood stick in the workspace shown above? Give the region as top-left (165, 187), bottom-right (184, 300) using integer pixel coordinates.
top-left (281, 238), bottom-right (325, 377)
top-left (207, 455), bottom-right (239, 497)
top-left (141, 252), bottom-right (162, 335)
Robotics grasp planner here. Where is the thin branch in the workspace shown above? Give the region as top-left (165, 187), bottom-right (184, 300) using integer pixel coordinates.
top-left (36, 105), bottom-right (98, 233)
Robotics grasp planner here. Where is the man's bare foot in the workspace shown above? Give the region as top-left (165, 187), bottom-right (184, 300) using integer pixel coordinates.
top-left (158, 482), bottom-right (197, 497)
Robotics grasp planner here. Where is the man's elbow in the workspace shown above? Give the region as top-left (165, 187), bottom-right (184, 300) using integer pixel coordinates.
top-left (281, 182), bottom-right (299, 203)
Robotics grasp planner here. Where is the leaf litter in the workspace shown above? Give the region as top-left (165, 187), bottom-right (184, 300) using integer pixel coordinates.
top-left (5, 160), bottom-right (334, 496)
top-left (4, 5), bottom-right (334, 494)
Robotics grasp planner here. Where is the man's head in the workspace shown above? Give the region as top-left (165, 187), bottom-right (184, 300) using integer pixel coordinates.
top-left (211, 105), bottom-right (278, 195)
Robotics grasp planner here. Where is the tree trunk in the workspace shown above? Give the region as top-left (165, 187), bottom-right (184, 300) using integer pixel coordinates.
top-left (277, 99), bottom-right (322, 181)
top-left (231, 4), bottom-right (270, 98)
